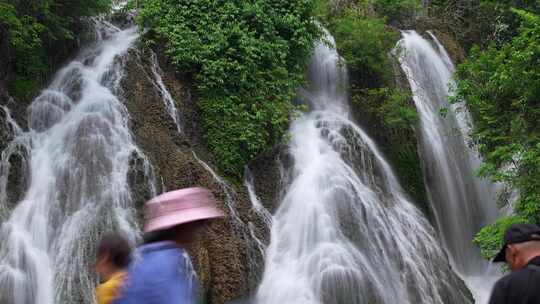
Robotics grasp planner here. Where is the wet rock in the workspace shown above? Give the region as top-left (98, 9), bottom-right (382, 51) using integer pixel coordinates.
top-left (4, 150), bottom-right (28, 209)
top-left (246, 145), bottom-right (289, 214)
top-left (127, 151), bottom-right (157, 222)
top-left (122, 47), bottom-right (265, 303)
top-left (0, 92), bottom-right (10, 149)
top-left (414, 17), bottom-right (467, 64)
top-left (347, 55), bottom-right (432, 222)
top-left (0, 92), bottom-right (29, 212)
top-left (428, 30), bottom-right (466, 64)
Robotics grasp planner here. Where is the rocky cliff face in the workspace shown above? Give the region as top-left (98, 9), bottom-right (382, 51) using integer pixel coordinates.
top-left (121, 46), bottom-right (270, 303)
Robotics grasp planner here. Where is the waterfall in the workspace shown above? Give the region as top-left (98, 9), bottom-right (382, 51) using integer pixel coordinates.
top-left (244, 171), bottom-right (273, 258)
top-left (255, 31), bottom-right (472, 304)
top-left (0, 20), bottom-right (155, 304)
top-left (244, 171), bottom-right (272, 228)
top-left (148, 51), bottom-right (183, 133)
top-left (397, 30), bottom-right (500, 302)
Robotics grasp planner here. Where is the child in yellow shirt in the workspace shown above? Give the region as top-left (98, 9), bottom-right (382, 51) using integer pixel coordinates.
top-left (94, 233), bottom-right (132, 304)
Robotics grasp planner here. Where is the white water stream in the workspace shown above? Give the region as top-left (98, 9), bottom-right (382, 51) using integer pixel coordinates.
top-left (397, 30), bottom-right (501, 303)
top-left (255, 31), bottom-right (472, 304)
top-left (148, 51), bottom-right (182, 133)
top-left (0, 20), bottom-right (153, 304)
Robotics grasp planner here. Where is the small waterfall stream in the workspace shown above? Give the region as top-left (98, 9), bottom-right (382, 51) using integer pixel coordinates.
top-left (255, 31), bottom-right (472, 304)
top-left (0, 20), bottom-right (155, 304)
top-left (192, 152), bottom-right (268, 290)
top-left (397, 30), bottom-right (500, 303)
top-left (148, 51), bottom-right (183, 133)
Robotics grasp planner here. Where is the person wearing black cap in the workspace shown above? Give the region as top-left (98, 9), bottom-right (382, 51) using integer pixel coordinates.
top-left (488, 223), bottom-right (540, 304)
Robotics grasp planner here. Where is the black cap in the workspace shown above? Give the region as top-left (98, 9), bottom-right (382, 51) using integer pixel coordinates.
top-left (493, 223), bottom-right (540, 262)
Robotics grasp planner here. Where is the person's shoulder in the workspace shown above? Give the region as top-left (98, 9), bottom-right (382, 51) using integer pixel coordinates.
top-left (495, 267), bottom-right (539, 287)
top-left (131, 243), bottom-right (188, 273)
top-left (96, 273), bottom-right (127, 304)
top-left (493, 270), bottom-right (523, 289)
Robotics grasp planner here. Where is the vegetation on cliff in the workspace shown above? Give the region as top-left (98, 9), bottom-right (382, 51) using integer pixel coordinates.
top-left (0, 0), bottom-right (112, 99)
top-left (135, 0), bottom-right (321, 177)
top-left (328, 6), bottom-right (418, 130)
top-left (453, 8), bottom-right (540, 259)
top-left (428, 0), bottom-right (540, 50)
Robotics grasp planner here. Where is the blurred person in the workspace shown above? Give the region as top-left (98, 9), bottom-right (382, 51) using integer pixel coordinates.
top-left (115, 187), bottom-right (224, 304)
top-left (95, 233), bottom-right (132, 304)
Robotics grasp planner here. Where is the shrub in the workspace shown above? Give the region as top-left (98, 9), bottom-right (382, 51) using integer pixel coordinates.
top-left (137, 0), bottom-right (321, 176)
top-left (0, 0), bottom-right (112, 99)
top-left (353, 87), bottom-right (418, 129)
top-left (455, 9), bottom-right (540, 259)
top-left (373, 0), bottom-right (422, 24)
top-left (330, 9), bottom-right (399, 87)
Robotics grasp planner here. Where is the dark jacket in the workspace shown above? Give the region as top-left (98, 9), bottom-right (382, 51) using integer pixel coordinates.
top-left (489, 256), bottom-right (540, 304)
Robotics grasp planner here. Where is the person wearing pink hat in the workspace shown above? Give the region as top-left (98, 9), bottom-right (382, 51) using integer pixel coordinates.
top-left (114, 187), bottom-right (225, 304)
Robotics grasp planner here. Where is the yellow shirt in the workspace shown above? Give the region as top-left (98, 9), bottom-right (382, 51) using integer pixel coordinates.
top-left (96, 271), bottom-right (126, 304)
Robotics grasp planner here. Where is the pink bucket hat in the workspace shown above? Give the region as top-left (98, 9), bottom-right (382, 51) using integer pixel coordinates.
top-left (144, 187), bottom-right (225, 233)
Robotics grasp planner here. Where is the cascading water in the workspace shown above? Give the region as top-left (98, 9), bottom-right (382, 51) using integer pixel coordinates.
top-left (0, 20), bottom-right (155, 304)
top-left (397, 30), bottom-right (500, 302)
top-left (255, 31), bottom-right (472, 304)
top-left (244, 171), bottom-right (273, 257)
top-left (148, 51), bottom-right (183, 133)
top-left (244, 170), bottom-right (273, 227)
top-left (192, 152), bottom-right (267, 290)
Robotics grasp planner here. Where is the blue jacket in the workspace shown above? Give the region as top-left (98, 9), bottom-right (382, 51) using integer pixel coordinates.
top-left (115, 241), bottom-right (198, 304)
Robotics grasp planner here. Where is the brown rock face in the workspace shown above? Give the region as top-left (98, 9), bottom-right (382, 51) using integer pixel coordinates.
top-left (247, 145), bottom-right (289, 215)
top-left (428, 30), bottom-right (466, 64)
top-left (122, 47), bottom-right (268, 303)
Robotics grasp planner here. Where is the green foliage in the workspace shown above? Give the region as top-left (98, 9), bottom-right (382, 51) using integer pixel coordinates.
top-left (0, 0), bottom-right (112, 99)
top-left (372, 0), bottom-right (422, 24)
top-left (474, 215), bottom-right (528, 260)
top-left (372, 88), bottom-right (417, 128)
top-left (330, 9), bottom-right (399, 87)
top-left (354, 87), bottom-right (418, 128)
top-left (137, 0), bottom-right (320, 176)
top-left (313, 0), bottom-right (331, 21)
top-left (428, 0), bottom-right (540, 49)
top-left (455, 9), bottom-right (540, 258)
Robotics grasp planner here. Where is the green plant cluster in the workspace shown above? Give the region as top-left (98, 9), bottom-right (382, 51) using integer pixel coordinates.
top-left (314, 0), bottom-right (422, 24)
top-left (454, 9), bottom-right (540, 259)
top-left (0, 0), bottom-right (111, 99)
top-left (428, 0), bottom-right (540, 50)
top-left (330, 7), bottom-right (399, 86)
top-left (136, 0), bottom-right (321, 177)
top-left (353, 87), bottom-right (417, 129)
top-left (372, 0), bottom-right (422, 24)
top-left (327, 3), bottom-right (419, 124)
